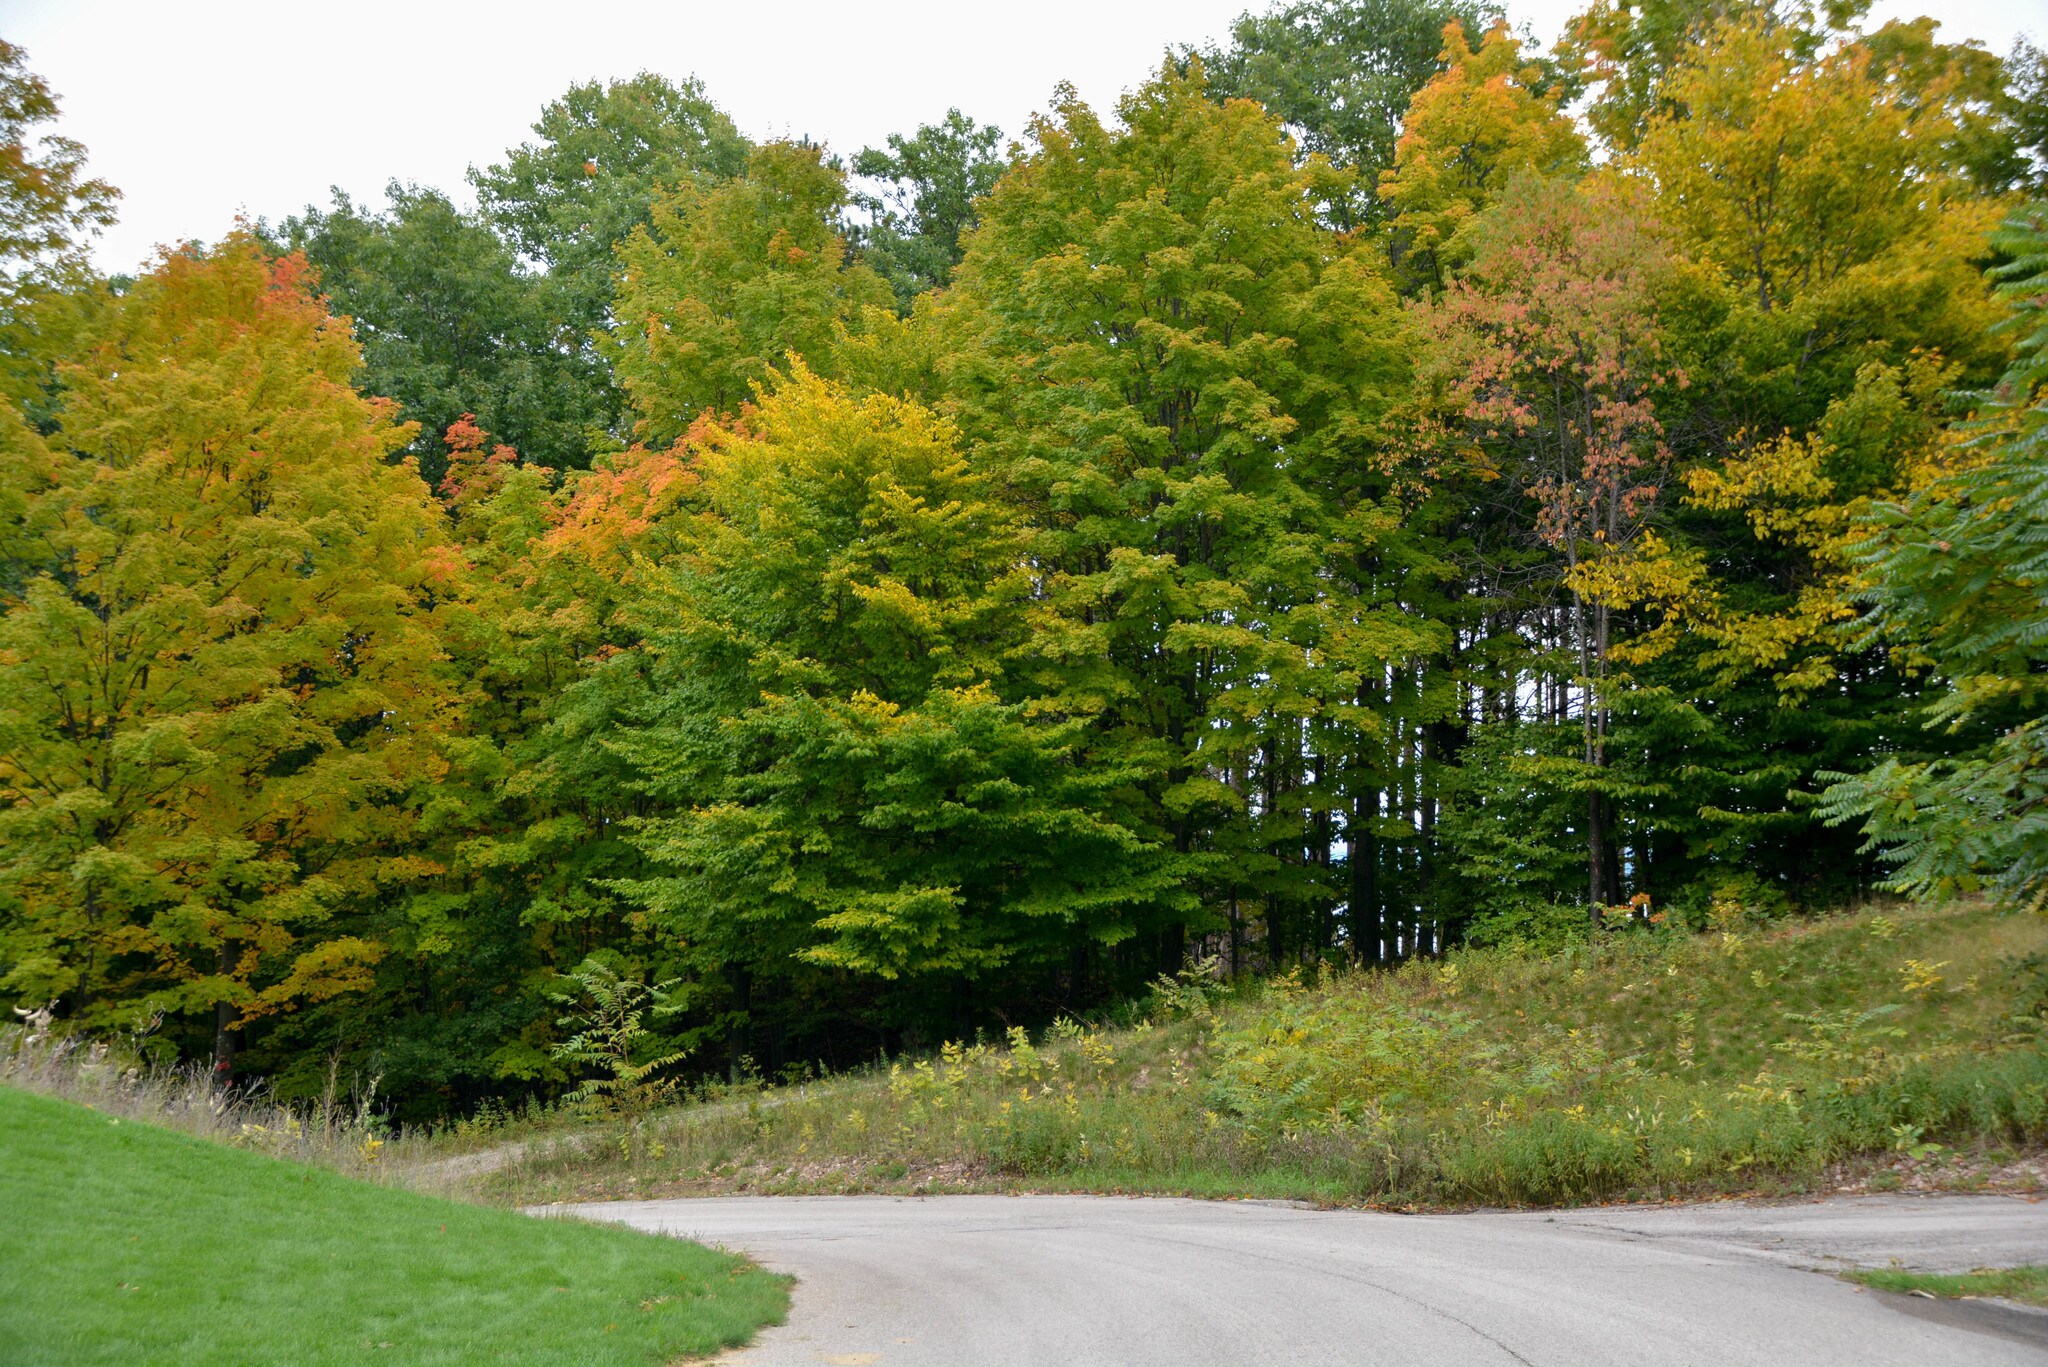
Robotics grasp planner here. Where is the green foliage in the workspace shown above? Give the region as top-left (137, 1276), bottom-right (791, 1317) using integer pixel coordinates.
top-left (1197, 0), bottom-right (1502, 228)
top-left (280, 185), bottom-right (604, 480)
top-left (548, 959), bottom-right (687, 1116)
top-left (1821, 204), bottom-right (2048, 909)
top-left (611, 142), bottom-right (890, 443)
top-left (1435, 722), bottom-right (1587, 945)
top-left (0, 1086), bottom-right (787, 1365)
top-left (471, 72), bottom-right (748, 327)
top-left (948, 61), bottom-right (1425, 970)
top-left (618, 370), bottom-right (1184, 1010)
top-left (851, 109), bottom-right (1005, 308)
top-left (0, 39), bottom-right (118, 408)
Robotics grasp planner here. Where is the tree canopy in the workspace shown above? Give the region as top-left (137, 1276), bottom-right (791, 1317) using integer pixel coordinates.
top-left (2, 9), bottom-right (2044, 1110)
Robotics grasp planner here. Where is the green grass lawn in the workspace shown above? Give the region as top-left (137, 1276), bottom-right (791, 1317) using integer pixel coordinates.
top-left (1850, 1266), bottom-right (2048, 1306)
top-left (0, 1085), bottom-right (787, 1367)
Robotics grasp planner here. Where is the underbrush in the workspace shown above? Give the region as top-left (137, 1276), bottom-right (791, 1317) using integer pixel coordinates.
top-left (482, 901), bottom-right (2048, 1208)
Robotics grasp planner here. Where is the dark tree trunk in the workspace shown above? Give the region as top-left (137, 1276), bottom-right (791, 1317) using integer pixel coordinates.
top-left (210, 943), bottom-right (238, 1090)
top-left (1348, 794), bottom-right (1379, 965)
top-left (1587, 789), bottom-right (1612, 916)
top-left (727, 964), bottom-right (752, 1084)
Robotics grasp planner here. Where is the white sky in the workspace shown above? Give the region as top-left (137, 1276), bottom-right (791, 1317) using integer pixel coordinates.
top-left (6, 0), bottom-right (2043, 274)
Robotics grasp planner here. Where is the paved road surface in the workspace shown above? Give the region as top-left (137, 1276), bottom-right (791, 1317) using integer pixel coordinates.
top-left (558, 1193), bottom-right (2048, 1366)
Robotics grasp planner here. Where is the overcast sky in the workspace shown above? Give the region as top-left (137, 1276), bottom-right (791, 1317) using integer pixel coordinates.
top-left (7, 0), bottom-right (2042, 274)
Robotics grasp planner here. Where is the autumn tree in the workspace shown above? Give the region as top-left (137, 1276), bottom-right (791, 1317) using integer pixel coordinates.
top-left (1628, 12), bottom-right (1998, 363)
top-left (611, 141), bottom-right (891, 445)
top-left (0, 40), bottom-right (117, 407)
top-left (1414, 174), bottom-right (1683, 911)
top-left (0, 237), bottom-right (464, 1082)
top-left (1198, 0), bottom-right (1502, 228)
top-left (1562, 0), bottom-right (1812, 152)
top-left (1378, 20), bottom-right (1585, 290)
top-left (617, 369), bottom-right (1185, 1058)
top-left (1570, 11), bottom-right (2015, 911)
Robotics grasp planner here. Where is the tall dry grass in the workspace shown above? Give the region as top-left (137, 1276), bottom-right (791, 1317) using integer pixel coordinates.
top-left (0, 1005), bottom-right (467, 1198)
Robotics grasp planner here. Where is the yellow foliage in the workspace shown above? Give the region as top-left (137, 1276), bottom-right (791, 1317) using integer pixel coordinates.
top-left (1379, 20), bottom-right (1585, 285)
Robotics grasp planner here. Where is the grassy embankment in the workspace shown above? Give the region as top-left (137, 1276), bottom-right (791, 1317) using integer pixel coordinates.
top-left (0, 1085), bottom-right (787, 1367)
top-left (477, 900), bottom-right (2048, 1209)
top-left (1848, 1265), bottom-right (2048, 1306)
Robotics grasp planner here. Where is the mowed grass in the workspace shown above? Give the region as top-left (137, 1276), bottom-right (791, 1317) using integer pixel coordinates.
top-left (1849, 1265), bottom-right (2048, 1306)
top-left (477, 901), bottom-right (2048, 1209)
top-left (0, 1086), bottom-right (786, 1367)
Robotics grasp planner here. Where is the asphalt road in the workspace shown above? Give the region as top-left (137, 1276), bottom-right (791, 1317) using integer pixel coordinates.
top-left (560, 1193), bottom-right (2048, 1366)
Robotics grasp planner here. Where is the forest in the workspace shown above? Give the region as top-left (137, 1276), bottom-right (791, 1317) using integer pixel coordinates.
top-left (2, 0), bottom-right (2046, 1124)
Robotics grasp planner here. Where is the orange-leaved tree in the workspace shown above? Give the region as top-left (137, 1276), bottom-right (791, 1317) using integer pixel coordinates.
top-left (1413, 174), bottom-right (1687, 911)
top-left (0, 235), bottom-right (467, 1081)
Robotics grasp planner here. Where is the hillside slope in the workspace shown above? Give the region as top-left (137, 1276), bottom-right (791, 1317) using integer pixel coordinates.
top-left (482, 902), bottom-right (2048, 1209)
top-left (0, 1086), bottom-right (786, 1367)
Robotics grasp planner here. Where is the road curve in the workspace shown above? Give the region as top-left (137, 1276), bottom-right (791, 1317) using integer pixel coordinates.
top-left (556, 1192), bottom-right (2048, 1366)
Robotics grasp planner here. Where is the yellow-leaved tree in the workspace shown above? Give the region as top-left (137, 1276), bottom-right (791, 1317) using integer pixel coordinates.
top-left (1603, 13), bottom-right (2007, 698)
top-left (1378, 19), bottom-right (1586, 291)
top-left (0, 235), bottom-right (467, 1081)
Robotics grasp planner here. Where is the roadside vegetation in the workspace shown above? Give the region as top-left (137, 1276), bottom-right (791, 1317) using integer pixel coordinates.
top-left (8, 899), bottom-right (2045, 1216)
top-left (0, 1085), bottom-right (787, 1367)
top-left (1848, 1265), bottom-right (2048, 1307)
top-left (470, 901), bottom-right (2048, 1209)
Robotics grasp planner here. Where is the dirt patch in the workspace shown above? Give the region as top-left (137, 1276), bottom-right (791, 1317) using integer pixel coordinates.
top-left (1823, 1144), bottom-right (2048, 1199)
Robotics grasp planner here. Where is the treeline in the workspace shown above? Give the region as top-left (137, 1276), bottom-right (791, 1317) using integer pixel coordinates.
top-left (2, 1), bottom-right (2047, 1119)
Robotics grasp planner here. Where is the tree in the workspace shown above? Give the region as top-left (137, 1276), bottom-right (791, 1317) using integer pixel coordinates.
top-left (1579, 11), bottom-right (2015, 911)
top-left (280, 184), bottom-right (604, 482)
top-left (618, 368), bottom-right (1183, 1058)
top-left (851, 110), bottom-right (1006, 309)
top-left (1561, 0), bottom-right (1830, 153)
top-left (2008, 40), bottom-right (2048, 193)
top-left (1569, 4), bottom-right (2037, 188)
top-left (470, 74), bottom-right (750, 453)
top-left (1197, 0), bottom-right (1502, 229)
top-left (0, 236), bottom-right (464, 1081)
top-left (1378, 21), bottom-right (1585, 290)
top-left (610, 141), bottom-right (891, 445)
top-left (1629, 13), bottom-right (1996, 334)
top-left (0, 40), bottom-right (118, 407)
top-left (1860, 18), bottom-right (2044, 196)
top-left (1821, 204), bottom-right (2048, 909)
top-left (1413, 174), bottom-right (1683, 910)
top-left (471, 73), bottom-right (748, 321)
top-left (946, 65), bottom-right (1423, 970)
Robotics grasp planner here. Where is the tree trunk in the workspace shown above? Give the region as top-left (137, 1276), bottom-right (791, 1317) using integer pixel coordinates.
top-left (1587, 789), bottom-right (1610, 917)
top-left (210, 942), bottom-right (238, 1090)
top-left (727, 964), bottom-right (752, 1084)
